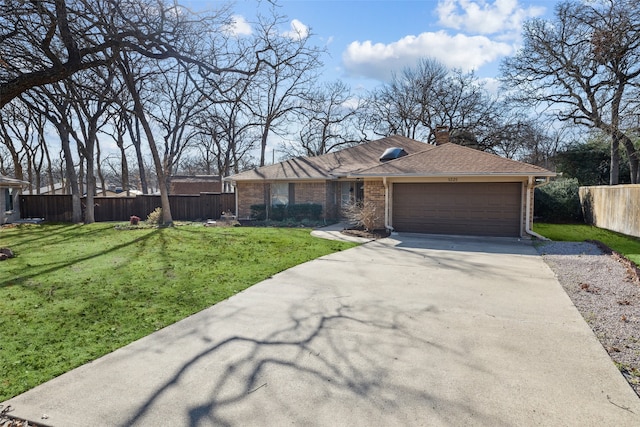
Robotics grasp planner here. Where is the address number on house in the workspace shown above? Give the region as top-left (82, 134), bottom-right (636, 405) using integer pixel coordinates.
top-left (447, 177), bottom-right (458, 182)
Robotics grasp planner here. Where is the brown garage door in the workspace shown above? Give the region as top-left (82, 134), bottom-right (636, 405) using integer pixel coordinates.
top-left (392, 182), bottom-right (522, 237)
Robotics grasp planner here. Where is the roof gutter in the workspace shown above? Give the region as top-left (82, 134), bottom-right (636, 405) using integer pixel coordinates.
top-left (347, 172), bottom-right (556, 179)
top-left (525, 176), bottom-right (551, 240)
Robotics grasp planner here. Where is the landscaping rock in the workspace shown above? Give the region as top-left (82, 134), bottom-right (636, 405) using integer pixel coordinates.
top-left (537, 241), bottom-right (640, 397)
top-left (0, 248), bottom-right (14, 261)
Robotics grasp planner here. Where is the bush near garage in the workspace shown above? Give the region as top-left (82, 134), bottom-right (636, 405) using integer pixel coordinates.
top-left (534, 178), bottom-right (584, 223)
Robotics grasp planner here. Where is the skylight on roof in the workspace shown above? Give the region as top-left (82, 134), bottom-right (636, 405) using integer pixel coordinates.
top-left (379, 147), bottom-right (408, 161)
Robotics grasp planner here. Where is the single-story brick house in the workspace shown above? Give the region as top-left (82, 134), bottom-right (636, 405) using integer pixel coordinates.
top-left (1, 174), bottom-right (29, 224)
top-left (225, 135), bottom-right (555, 237)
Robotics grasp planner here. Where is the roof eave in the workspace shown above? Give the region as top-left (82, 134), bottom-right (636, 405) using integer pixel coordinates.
top-left (0, 178), bottom-right (30, 188)
top-left (347, 171), bottom-right (557, 178)
top-left (225, 175), bottom-right (334, 183)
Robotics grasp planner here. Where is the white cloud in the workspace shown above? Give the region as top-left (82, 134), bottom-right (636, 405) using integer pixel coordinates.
top-left (282, 19), bottom-right (309, 40)
top-left (477, 76), bottom-right (501, 96)
top-left (436, 0), bottom-right (545, 35)
top-left (342, 31), bottom-right (512, 81)
top-left (225, 15), bottom-right (252, 36)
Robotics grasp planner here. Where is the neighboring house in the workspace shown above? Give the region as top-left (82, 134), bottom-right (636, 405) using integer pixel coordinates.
top-left (23, 183), bottom-right (143, 197)
top-left (225, 134), bottom-right (556, 237)
top-left (1, 174), bottom-right (29, 224)
top-left (21, 182), bottom-right (67, 195)
top-left (169, 175), bottom-right (223, 195)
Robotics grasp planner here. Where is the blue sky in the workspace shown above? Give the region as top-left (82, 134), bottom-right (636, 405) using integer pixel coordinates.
top-left (186, 0), bottom-right (558, 91)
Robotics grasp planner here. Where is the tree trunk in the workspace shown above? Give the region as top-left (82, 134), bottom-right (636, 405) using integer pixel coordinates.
top-left (138, 116), bottom-right (172, 224)
top-left (126, 83), bottom-right (173, 225)
top-left (59, 127), bottom-right (83, 223)
top-left (620, 133), bottom-right (639, 184)
top-left (610, 134), bottom-right (620, 185)
top-left (259, 119), bottom-right (274, 167)
top-left (260, 131), bottom-right (268, 166)
top-left (117, 131), bottom-right (131, 197)
top-left (42, 141), bottom-right (55, 194)
top-left (128, 116), bottom-right (149, 194)
top-left (84, 158), bottom-right (95, 224)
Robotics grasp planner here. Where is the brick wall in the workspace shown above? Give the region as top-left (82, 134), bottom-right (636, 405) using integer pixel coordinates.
top-left (294, 182), bottom-right (326, 204)
top-left (237, 182), bottom-right (267, 219)
top-left (238, 181), bottom-right (333, 220)
top-left (364, 179), bottom-right (386, 230)
top-left (294, 182), bottom-right (329, 219)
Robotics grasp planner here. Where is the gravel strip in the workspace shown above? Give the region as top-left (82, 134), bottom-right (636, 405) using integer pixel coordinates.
top-left (536, 241), bottom-right (640, 396)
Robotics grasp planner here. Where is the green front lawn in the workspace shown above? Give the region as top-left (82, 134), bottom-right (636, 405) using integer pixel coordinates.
top-left (533, 223), bottom-right (640, 265)
top-left (0, 223), bottom-right (356, 401)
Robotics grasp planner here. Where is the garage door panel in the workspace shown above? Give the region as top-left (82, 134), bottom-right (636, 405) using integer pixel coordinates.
top-left (392, 183), bottom-right (521, 237)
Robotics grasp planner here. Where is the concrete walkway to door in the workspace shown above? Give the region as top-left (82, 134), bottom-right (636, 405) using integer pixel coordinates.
top-left (3, 233), bottom-right (640, 426)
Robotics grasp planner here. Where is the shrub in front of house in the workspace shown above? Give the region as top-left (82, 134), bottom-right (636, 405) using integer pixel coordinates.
top-left (250, 204), bottom-right (267, 220)
top-left (534, 178), bottom-right (583, 223)
top-left (288, 203), bottom-right (322, 221)
top-left (146, 207), bottom-right (163, 224)
top-left (342, 200), bottom-right (380, 231)
top-left (250, 203), bottom-right (322, 222)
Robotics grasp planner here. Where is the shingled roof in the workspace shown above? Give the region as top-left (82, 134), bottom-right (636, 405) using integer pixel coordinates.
top-left (227, 136), bottom-right (554, 181)
top-left (351, 143), bottom-right (555, 177)
top-left (227, 136), bottom-right (430, 181)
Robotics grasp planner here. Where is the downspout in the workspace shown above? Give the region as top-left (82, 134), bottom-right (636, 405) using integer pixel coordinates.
top-left (383, 177), bottom-right (393, 231)
top-left (525, 176), bottom-right (551, 240)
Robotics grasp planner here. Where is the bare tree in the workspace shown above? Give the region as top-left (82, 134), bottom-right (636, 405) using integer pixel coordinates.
top-left (0, 0), bottom-right (236, 108)
top-left (192, 90), bottom-right (257, 182)
top-left (66, 68), bottom-right (117, 223)
top-left (247, 13), bottom-right (324, 166)
top-left (367, 59), bottom-right (449, 140)
top-left (291, 80), bottom-right (362, 157)
top-left (117, 51), bottom-right (176, 224)
top-left (111, 68), bottom-right (151, 195)
top-left (0, 102), bottom-right (29, 183)
top-left (366, 58), bottom-right (498, 148)
top-left (147, 62), bottom-right (209, 186)
top-left (21, 86), bottom-right (84, 222)
top-left (104, 104), bottom-right (133, 196)
top-left (489, 116), bottom-right (561, 168)
top-left (501, 0), bottom-right (640, 184)
top-left (0, 145), bottom-right (11, 176)
top-left (111, 3), bottom-right (249, 224)
top-left (0, 101), bottom-right (56, 192)
top-left (434, 69), bottom-right (500, 150)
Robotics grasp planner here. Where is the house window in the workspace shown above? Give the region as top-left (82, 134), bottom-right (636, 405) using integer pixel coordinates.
top-left (5, 188), bottom-right (13, 212)
top-left (271, 182), bottom-right (289, 206)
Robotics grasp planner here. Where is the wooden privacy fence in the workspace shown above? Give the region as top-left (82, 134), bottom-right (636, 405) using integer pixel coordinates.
top-left (579, 184), bottom-right (640, 238)
top-left (19, 193), bottom-right (236, 223)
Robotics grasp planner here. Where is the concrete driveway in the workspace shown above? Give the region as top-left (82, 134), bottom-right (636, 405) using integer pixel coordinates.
top-left (3, 233), bottom-right (640, 426)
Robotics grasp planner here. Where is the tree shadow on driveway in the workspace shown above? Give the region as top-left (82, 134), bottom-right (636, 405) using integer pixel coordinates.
top-left (121, 295), bottom-right (508, 427)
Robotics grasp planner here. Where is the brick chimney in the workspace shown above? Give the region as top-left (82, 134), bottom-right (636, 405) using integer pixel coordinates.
top-left (435, 125), bottom-right (450, 145)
